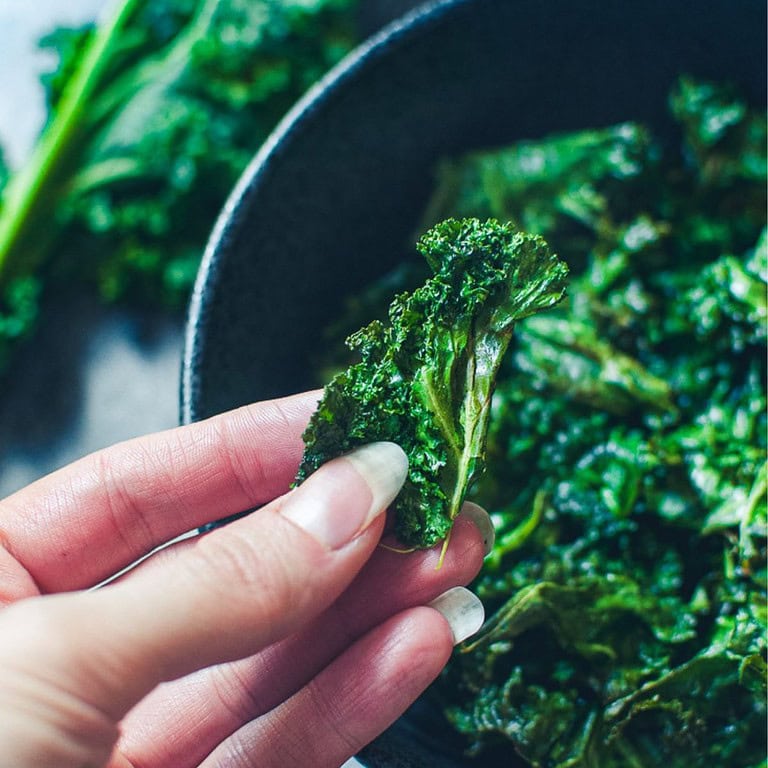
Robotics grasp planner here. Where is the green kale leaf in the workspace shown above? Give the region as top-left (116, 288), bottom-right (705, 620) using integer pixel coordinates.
top-left (0, 0), bottom-right (359, 375)
top-left (296, 218), bottom-right (568, 551)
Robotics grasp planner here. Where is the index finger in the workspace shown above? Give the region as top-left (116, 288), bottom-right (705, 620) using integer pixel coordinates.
top-left (0, 391), bottom-right (320, 594)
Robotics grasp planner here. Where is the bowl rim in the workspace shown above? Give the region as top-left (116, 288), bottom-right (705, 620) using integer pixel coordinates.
top-left (180, 0), bottom-right (468, 425)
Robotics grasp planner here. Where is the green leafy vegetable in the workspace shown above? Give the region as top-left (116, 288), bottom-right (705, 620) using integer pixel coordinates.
top-left (319, 77), bottom-right (766, 765)
top-left (0, 0), bottom-right (359, 375)
top-left (296, 218), bottom-right (568, 552)
top-left (420, 77), bottom-right (767, 766)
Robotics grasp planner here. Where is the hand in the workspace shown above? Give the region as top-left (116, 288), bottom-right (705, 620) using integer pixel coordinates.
top-left (0, 391), bottom-right (490, 768)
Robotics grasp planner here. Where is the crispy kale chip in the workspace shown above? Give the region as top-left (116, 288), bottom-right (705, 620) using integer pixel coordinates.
top-left (295, 218), bottom-right (568, 550)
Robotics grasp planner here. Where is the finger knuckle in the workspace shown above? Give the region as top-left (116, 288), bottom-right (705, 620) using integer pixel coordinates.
top-left (185, 522), bottom-right (304, 623)
top-left (305, 677), bottom-right (363, 756)
top-left (0, 599), bottom-right (118, 764)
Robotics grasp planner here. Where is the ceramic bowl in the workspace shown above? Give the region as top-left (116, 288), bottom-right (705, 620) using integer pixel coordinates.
top-left (181, 1), bottom-right (765, 764)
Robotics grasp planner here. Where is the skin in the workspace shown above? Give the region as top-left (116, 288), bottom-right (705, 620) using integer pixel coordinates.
top-left (0, 391), bottom-right (486, 768)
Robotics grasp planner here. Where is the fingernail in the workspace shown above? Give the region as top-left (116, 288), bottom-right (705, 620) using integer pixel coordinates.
top-left (428, 586), bottom-right (485, 645)
top-left (460, 501), bottom-right (495, 556)
top-left (344, 442), bottom-right (409, 518)
top-left (282, 442), bottom-right (408, 550)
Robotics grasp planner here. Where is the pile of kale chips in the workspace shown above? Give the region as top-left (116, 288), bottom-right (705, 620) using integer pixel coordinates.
top-left (311, 77), bottom-right (766, 766)
top-left (425, 78), bottom-right (767, 766)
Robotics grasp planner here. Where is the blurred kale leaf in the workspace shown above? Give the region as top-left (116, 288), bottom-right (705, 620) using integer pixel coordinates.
top-left (0, 0), bottom-right (360, 373)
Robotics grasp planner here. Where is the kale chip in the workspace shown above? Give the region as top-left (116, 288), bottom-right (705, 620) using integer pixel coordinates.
top-left (296, 218), bottom-right (568, 552)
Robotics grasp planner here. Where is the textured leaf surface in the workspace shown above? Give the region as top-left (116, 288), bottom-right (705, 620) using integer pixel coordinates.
top-left (297, 218), bottom-right (568, 548)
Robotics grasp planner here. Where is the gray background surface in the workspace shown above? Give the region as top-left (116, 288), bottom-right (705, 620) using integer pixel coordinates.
top-left (0, 0), bottom-right (184, 497)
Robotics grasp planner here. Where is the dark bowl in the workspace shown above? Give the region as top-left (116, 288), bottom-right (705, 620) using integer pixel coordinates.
top-left (180, 1), bottom-right (766, 765)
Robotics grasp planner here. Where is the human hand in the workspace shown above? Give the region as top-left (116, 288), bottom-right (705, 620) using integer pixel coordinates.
top-left (0, 391), bottom-right (490, 768)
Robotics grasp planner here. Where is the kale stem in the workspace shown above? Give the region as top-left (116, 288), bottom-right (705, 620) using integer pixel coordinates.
top-left (0, 0), bottom-right (143, 283)
top-left (436, 525), bottom-right (453, 569)
top-left (496, 489), bottom-right (547, 556)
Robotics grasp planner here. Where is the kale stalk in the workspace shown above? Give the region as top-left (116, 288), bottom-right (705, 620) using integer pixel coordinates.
top-left (0, 0), bottom-right (359, 373)
top-left (295, 218), bottom-right (568, 556)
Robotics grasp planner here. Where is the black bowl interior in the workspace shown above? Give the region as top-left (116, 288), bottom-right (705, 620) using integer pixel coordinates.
top-left (181, 0), bottom-right (766, 764)
top-left (182, 0), bottom-right (766, 424)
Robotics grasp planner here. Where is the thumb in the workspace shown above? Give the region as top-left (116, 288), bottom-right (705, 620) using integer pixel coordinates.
top-left (0, 442), bottom-right (407, 768)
